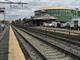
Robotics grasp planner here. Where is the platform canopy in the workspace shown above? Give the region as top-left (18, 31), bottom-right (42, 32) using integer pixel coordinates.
top-left (33, 14), bottom-right (57, 20)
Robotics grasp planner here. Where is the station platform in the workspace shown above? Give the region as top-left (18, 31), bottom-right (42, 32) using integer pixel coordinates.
top-left (32, 26), bottom-right (80, 36)
top-left (0, 26), bottom-right (9, 60)
top-left (0, 26), bottom-right (7, 40)
top-left (8, 26), bottom-right (26, 60)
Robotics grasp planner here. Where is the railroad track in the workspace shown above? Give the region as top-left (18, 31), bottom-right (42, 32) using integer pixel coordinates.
top-left (13, 28), bottom-right (46, 60)
top-left (25, 28), bottom-right (80, 46)
top-left (13, 26), bottom-right (80, 60)
top-left (28, 27), bottom-right (80, 41)
top-left (15, 26), bottom-right (80, 58)
top-left (33, 27), bottom-right (80, 35)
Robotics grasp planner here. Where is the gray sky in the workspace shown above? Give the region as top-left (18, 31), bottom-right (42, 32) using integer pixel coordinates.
top-left (0, 0), bottom-right (80, 20)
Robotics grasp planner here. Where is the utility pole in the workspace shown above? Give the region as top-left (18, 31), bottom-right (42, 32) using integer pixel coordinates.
top-left (75, 8), bottom-right (79, 17)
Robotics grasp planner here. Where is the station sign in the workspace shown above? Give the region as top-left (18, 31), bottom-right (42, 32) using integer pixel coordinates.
top-left (0, 8), bottom-right (5, 13)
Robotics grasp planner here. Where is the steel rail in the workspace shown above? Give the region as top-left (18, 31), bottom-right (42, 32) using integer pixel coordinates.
top-left (17, 27), bottom-right (80, 58)
top-left (13, 27), bottom-right (47, 60)
top-left (13, 26), bottom-right (80, 60)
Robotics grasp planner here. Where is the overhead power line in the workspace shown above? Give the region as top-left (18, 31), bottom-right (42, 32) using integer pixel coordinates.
top-left (0, 1), bottom-right (28, 4)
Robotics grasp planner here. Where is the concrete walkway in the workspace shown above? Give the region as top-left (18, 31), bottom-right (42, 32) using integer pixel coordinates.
top-left (33, 26), bottom-right (80, 36)
top-left (8, 26), bottom-right (26, 60)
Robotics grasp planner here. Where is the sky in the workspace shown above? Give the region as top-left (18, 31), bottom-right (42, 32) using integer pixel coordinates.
top-left (0, 0), bottom-right (80, 20)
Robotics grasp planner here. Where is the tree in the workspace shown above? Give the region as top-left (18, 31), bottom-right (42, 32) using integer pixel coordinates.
top-left (23, 18), bottom-right (27, 24)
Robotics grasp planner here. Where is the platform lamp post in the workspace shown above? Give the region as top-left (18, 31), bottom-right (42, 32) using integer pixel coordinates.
top-left (75, 8), bottom-right (79, 30)
top-left (4, 8), bottom-right (5, 24)
top-left (3, 8), bottom-right (5, 24)
top-left (67, 11), bottom-right (72, 40)
top-left (68, 11), bottom-right (73, 36)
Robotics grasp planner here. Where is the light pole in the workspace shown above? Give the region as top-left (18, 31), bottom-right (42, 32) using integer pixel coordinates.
top-left (4, 8), bottom-right (5, 22)
top-left (75, 8), bottom-right (79, 30)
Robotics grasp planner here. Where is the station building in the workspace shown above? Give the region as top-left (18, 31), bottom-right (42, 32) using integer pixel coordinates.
top-left (35, 7), bottom-right (80, 22)
top-left (32, 14), bottom-right (57, 26)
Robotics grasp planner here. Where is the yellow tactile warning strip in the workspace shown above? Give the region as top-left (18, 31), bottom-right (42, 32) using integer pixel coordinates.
top-left (8, 26), bottom-right (26, 60)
